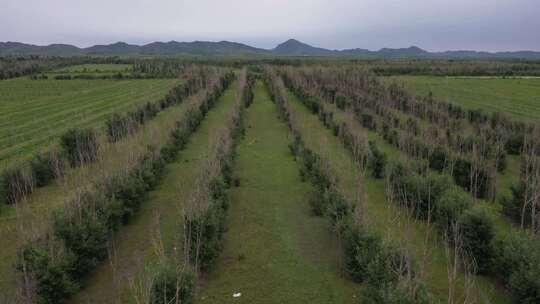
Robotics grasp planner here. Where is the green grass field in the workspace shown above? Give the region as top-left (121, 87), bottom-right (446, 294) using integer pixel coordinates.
top-left (0, 78), bottom-right (179, 166)
top-left (385, 76), bottom-right (540, 120)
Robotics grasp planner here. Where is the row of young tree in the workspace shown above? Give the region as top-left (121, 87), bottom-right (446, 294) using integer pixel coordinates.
top-left (0, 65), bottom-right (224, 207)
top-left (264, 67), bottom-right (431, 303)
top-left (146, 69), bottom-right (249, 304)
top-left (278, 65), bottom-right (540, 303)
top-left (279, 65), bottom-right (540, 233)
top-left (16, 69), bottom-right (235, 303)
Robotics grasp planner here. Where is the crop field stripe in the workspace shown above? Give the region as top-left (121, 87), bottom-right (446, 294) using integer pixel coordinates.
top-left (0, 91), bottom-right (202, 299)
top-left (283, 89), bottom-right (512, 303)
top-left (0, 80), bottom-right (175, 152)
top-left (198, 81), bottom-right (358, 303)
top-left (386, 76), bottom-right (540, 121)
top-left (71, 82), bottom-right (238, 303)
top-left (0, 79), bottom-right (179, 165)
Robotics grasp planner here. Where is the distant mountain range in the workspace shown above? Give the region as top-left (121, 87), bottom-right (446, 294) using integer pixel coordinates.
top-left (1, 38), bottom-right (540, 59)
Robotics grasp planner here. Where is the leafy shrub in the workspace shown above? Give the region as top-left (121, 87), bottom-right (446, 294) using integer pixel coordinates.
top-left (458, 206), bottom-right (495, 274)
top-left (368, 141), bottom-right (387, 178)
top-left (500, 182), bottom-right (528, 225)
top-left (343, 224), bottom-right (384, 283)
top-left (335, 95), bottom-right (347, 109)
top-left (492, 232), bottom-right (540, 303)
top-left (400, 173), bottom-right (452, 219)
top-left (151, 266), bottom-right (195, 304)
top-left (53, 195), bottom-right (109, 278)
top-left (452, 158), bottom-right (489, 198)
top-left (31, 151), bottom-right (64, 187)
top-left (0, 164), bottom-right (34, 204)
top-left (18, 245), bottom-right (78, 303)
top-left (106, 113), bottom-right (136, 142)
top-left (60, 128), bottom-right (99, 166)
top-left (505, 133), bottom-right (524, 155)
top-left (186, 179), bottom-right (228, 270)
top-left (428, 147), bottom-right (448, 172)
top-left (434, 187), bottom-right (472, 234)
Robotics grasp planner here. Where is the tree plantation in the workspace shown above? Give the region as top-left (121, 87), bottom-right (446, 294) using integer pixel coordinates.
top-left (1, 57), bottom-right (540, 304)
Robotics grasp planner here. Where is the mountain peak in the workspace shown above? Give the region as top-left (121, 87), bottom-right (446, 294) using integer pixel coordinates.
top-left (274, 38), bottom-right (333, 56)
top-left (1, 40), bottom-right (539, 59)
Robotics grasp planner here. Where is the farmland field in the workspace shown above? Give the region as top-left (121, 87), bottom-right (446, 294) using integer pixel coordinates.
top-left (0, 78), bottom-right (179, 166)
top-left (385, 76), bottom-right (540, 120)
top-left (1, 59), bottom-right (540, 304)
top-left (53, 63), bottom-right (133, 73)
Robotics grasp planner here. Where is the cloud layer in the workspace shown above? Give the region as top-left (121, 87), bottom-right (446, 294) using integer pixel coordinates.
top-left (1, 0), bottom-right (539, 51)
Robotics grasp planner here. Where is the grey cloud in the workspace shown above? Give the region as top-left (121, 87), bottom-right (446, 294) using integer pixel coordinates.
top-left (0, 0), bottom-right (538, 51)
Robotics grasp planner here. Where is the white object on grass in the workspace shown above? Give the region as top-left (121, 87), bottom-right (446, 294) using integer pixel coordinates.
top-left (233, 292), bottom-right (242, 298)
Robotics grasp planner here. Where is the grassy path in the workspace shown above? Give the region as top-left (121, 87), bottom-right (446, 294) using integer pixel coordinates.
top-left (71, 83), bottom-right (238, 303)
top-left (284, 90), bottom-right (512, 303)
top-left (0, 91), bottom-right (202, 301)
top-left (198, 82), bottom-right (358, 304)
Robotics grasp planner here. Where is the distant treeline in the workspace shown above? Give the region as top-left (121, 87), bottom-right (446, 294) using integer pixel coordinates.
top-left (0, 56), bottom-right (132, 80)
top-left (4, 56), bottom-right (540, 81)
top-left (352, 59), bottom-right (540, 76)
top-left (32, 72), bottom-right (149, 80)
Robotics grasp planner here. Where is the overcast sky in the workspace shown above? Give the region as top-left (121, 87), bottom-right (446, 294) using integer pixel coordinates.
top-left (1, 0), bottom-right (539, 51)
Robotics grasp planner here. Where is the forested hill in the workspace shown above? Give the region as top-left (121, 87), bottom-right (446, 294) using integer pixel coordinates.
top-left (2, 39), bottom-right (540, 59)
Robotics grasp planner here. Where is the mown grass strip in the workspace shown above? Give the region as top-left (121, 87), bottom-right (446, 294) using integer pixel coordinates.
top-left (0, 79), bottom-right (179, 165)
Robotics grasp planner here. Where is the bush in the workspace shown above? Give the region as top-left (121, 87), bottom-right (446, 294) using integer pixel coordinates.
top-left (186, 176), bottom-right (229, 271)
top-left (452, 158), bottom-right (489, 198)
top-left (458, 206), bottom-right (495, 273)
top-left (505, 133), bottom-right (523, 155)
top-left (492, 232), bottom-right (540, 303)
top-left (31, 151), bottom-right (64, 187)
top-left (151, 266), bottom-right (195, 304)
top-left (106, 113), bottom-right (136, 142)
top-left (0, 164), bottom-right (34, 204)
top-left (19, 245), bottom-right (78, 303)
top-left (53, 201), bottom-right (109, 278)
top-left (501, 182), bottom-right (528, 225)
top-left (400, 173), bottom-right (452, 219)
top-left (368, 141), bottom-right (387, 178)
top-left (428, 147), bottom-right (448, 172)
top-left (309, 187), bottom-right (326, 216)
top-left (186, 204), bottom-right (226, 271)
top-left (508, 264), bottom-right (540, 304)
top-left (343, 223), bottom-right (384, 283)
top-left (336, 95), bottom-right (346, 109)
top-left (60, 128), bottom-right (99, 166)
top-left (361, 113), bottom-right (376, 130)
top-left (434, 187), bottom-right (472, 234)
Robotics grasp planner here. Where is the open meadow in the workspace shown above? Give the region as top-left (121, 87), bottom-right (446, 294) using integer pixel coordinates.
top-left (0, 76), bottom-right (179, 166)
top-left (385, 76), bottom-right (540, 121)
